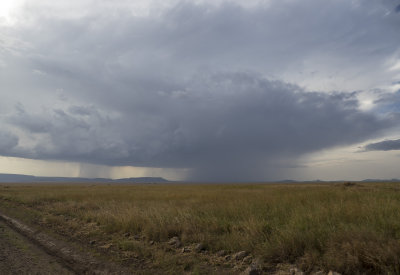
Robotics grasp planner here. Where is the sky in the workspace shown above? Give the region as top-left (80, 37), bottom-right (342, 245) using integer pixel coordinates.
top-left (0, 0), bottom-right (400, 181)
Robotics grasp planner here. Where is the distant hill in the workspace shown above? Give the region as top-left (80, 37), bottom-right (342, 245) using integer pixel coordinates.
top-left (1, 173), bottom-right (398, 184)
top-left (277, 179), bottom-right (400, 183)
top-left (0, 173), bottom-right (169, 183)
top-left (362, 178), bottom-right (400, 182)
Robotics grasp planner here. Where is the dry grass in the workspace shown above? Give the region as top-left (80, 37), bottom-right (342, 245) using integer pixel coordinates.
top-left (1, 182), bottom-right (400, 274)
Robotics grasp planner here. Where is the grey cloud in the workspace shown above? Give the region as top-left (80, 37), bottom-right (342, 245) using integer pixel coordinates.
top-left (396, 4), bottom-right (400, 13)
top-left (3, 73), bottom-right (395, 181)
top-left (0, 131), bottom-right (19, 154)
top-left (365, 139), bottom-right (400, 151)
top-left (3, 0), bottom-right (399, 101)
top-left (6, 104), bottom-right (126, 163)
top-left (7, 103), bottom-right (52, 133)
top-left (68, 105), bottom-right (98, 116)
top-left (373, 90), bottom-right (400, 114)
top-left (1, 1), bottom-right (400, 180)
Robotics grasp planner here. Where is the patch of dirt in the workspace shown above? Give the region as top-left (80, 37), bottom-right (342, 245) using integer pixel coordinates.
top-left (0, 219), bottom-right (72, 275)
top-left (0, 213), bottom-right (134, 274)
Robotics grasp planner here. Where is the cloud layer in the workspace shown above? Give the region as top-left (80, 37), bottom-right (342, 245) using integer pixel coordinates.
top-left (2, 73), bottom-right (396, 180)
top-left (1, 0), bottom-right (400, 180)
top-left (365, 139), bottom-right (400, 151)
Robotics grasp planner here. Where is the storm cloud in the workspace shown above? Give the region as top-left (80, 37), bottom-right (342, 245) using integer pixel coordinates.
top-left (3, 73), bottom-right (396, 181)
top-left (365, 139), bottom-right (400, 151)
top-left (0, 131), bottom-right (19, 155)
top-left (1, 0), bottom-right (400, 180)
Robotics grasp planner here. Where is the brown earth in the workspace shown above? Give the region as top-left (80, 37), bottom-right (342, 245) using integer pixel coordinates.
top-left (0, 219), bottom-right (73, 275)
top-left (0, 212), bottom-right (135, 275)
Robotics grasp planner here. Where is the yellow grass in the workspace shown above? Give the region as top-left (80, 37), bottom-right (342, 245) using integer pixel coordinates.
top-left (1, 182), bottom-right (400, 274)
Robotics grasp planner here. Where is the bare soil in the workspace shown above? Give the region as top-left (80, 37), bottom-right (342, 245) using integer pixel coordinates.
top-left (0, 219), bottom-right (73, 275)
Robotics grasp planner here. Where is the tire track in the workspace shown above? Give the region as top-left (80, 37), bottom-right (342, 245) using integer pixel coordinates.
top-left (0, 212), bottom-right (131, 274)
top-left (0, 219), bottom-right (73, 275)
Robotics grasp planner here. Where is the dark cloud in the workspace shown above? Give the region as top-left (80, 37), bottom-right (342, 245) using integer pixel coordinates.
top-left (6, 103), bottom-right (126, 164)
top-left (3, 73), bottom-right (395, 181)
top-left (373, 90), bottom-right (400, 114)
top-left (365, 139), bottom-right (400, 151)
top-left (0, 131), bottom-right (19, 155)
top-left (7, 103), bottom-right (52, 133)
top-left (396, 4), bottom-right (400, 13)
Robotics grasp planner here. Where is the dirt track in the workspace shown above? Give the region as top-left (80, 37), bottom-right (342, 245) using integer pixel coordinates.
top-left (0, 219), bottom-right (73, 275)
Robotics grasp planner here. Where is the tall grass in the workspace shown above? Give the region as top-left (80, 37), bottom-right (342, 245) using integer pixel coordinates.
top-left (1, 183), bottom-right (400, 274)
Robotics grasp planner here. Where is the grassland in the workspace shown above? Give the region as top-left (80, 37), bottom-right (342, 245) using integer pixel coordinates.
top-left (1, 182), bottom-right (400, 274)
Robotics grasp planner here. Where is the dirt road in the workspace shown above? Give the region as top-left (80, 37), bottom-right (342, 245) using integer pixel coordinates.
top-left (0, 219), bottom-right (73, 275)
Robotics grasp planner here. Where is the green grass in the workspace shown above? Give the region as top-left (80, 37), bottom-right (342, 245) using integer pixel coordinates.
top-left (1, 182), bottom-right (400, 274)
